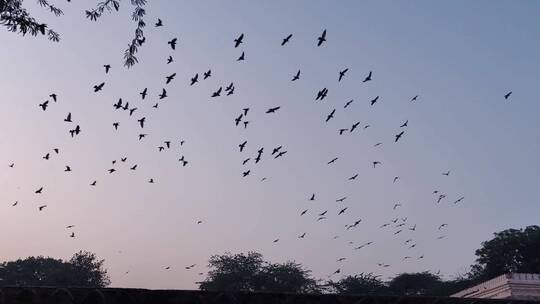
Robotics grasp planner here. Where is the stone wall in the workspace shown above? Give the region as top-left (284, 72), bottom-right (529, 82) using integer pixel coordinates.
top-left (0, 288), bottom-right (538, 304)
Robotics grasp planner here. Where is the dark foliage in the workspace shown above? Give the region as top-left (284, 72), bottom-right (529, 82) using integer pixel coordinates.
top-left (0, 251), bottom-right (110, 288)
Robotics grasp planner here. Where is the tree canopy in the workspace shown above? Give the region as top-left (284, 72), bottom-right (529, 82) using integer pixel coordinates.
top-left (0, 251), bottom-right (110, 288)
top-left (0, 0), bottom-right (147, 67)
top-left (199, 252), bottom-right (318, 293)
top-left (470, 225), bottom-right (540, 281)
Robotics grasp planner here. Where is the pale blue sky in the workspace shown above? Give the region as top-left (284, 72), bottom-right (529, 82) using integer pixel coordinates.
top-left (0, 1), bottom-right (539, 289)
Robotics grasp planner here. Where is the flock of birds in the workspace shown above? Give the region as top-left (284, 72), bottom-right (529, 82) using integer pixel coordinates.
top-left (5, 18), bottom-right (515, 282)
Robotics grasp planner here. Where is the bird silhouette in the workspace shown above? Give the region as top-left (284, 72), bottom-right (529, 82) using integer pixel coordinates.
top-left (104, 64), bottom-right (111, 73)
top-left (395, 131), bottom-right (404, 142)
top-left (274, 151), bottom-right (287, 159)
top-left (8, 163), bottom-right (14, 168)
top-left (39, 100), bottom-right (49, 111)
top-left (393, 203), bottom-right (402, 210)
top-left (344, 99), bottom-right (355, 108)
top-left (53, 148), bottom-right (59, 154)
top-left (411, 95), bottom-right (419, 102)
top-left (35, 187), bottom-right (43, 194)
top-left (155, 18), bottom-right (163, 27)
top-left (140, 88), bottom-right (147, 100)
top-left (237, 52), bottom-right (245, 61)
top-left (504, 91), bottom-right (512, 100)
top-left (453, 196), bottom-right (465, 204)
top-left (319, 210), bottom-right (328, 216)
top-left (442, 170), bottom-right (450, 176)
top-left (167, 56), bottom-right (173, 64)
top-left (400, 120), bottom-right (408, 128)
top-left (266, 106), bottom-right (281, 113)
top-left (281, 34), bottom-right (293, 46)
top-left (242, 108), bottom-right (249, 116)
top-left (242, 170), bottom-right (250, 177)
top-left (327, 157), bottom-right (338, 165)
top-left (190, 74), bottom-right (199, 86)
top-left (338, 68), bottom-right (348, 82)
top-left (148, 178), bottom-right (154, 184)
top-left (64, 166), bottom-right (71, 172)
top-left (326, 109), bottom-right (336, 122)
top-left (363, 71), bottom-right (372, 82)
top-left (93, 82), bottom-right (105, 92)
top-left (298, 232), bottom-right (306, 238)
top-left (271, 146), bottom-right (282, 155)
top-left (138, 134), bottom-right (147, 140)
top-left (242, 158), bottom-right (250, 165)
top-left (292, 70), bottom-right (300, 81)
top-left (338, 207), bottom-right (348, 215)
top-left (12, 201), bottom-right (18, 206)
top-left (339, 128), bottom-right (348, 135)
top-left (69, 232), bottom-right (75, 238)
top-left (370, 96), bottom-right (379, 106)
top-left (300, 209), bottom-right (308, 216)
top-left (393, 176), bottom-right (399, 183)
top-left (336, 197), bottom-right (347, 203)
top-left (243, 121), bottom-right (249, 129)
top-left (212, 87), bottom-right (222, 97)
top-left (234, 33), bottom-right (244, 48)
top-left (165, 73), bottom-right (176, 84)
top-left (90, 181), bottom-right (97, 186)
top-left (43, 153), bottom-right (50, 160)
top-left (373, 161), bottom-right (381, 168)
top-left (138, 117), bottom-right (146, 128)
top-left (438, 224), bottom-right (448, 230)
top-left (38, 205), bottom-right (47, 211)
top-left (113, 122), bottom-right (120, 130)
top-left (159, 88), bottom-right (167, 99)
top-left (317, 29), bottom-right (327, 46)
top-left (130, 165), bottom-right (137, 170)
top-left (168, 38), bottom-right (177, 50)
top-left (316, 88), bottom-right (328, 101)
top-left (348, 174), bottom-right (358, 180)
top-left (350, 122), bottom-right (360, 132)
top-left (108, 168), bottom-right (116, 174)
top-left (309, 194), bottom-right (315, 201)
top-left (204, 70), bottom-right (211, 79)
top-left (273, 239), bottom-right (279, 243)
top-left (49, 93), bottom-right (57, 102)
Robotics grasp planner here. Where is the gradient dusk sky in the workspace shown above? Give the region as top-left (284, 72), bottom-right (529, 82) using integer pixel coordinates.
top-left (1, 1), bottom-right (539, 289)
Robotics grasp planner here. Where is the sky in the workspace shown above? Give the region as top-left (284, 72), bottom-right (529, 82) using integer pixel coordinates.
top-left (1, 0), bottom-right (539, 290)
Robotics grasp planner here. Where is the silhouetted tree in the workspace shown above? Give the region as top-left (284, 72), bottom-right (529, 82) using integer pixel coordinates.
top-left (387, 272), bottom-right (442, 296)
top-left (255, 261), bottom-right (319, 293)
top-left (327, 273), bottom-right (388, 295)
top-left (199, 252), bottom-right (319, 293)
top-left (1, 0), bottom-right (146, 67)
top-left (0, 251), bottom-right (110, 287)
top-left (470, 225), bottom-right (540, 281)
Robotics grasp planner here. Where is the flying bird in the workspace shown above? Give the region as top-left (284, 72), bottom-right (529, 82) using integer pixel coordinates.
top-left (317, 29), bottom-right (327, 46)
top-left (140, 88), bottom-right (147, 100)
top-left (309, 194), bottom-right (315, 201)
top-left (38, 205), bottom-right (47, 211)
top-left (370, 96), bottom-right (379, 106)
top-left (281, 34), bottom-right (293, 46)
top-left (453, 196), bottom-right (465, 204)
top-left (90, 181), bottom-right (97, 186)
top-left (338, 207), bottom-right (348, 215)
top-left (336, 197), bottom-right (347, 203)
top-left (155, 18), bottom-right (163, 27)
top-left (400, 120), bottom-right (408, 128)
top-left (266, 106), bottom-right (281, 113)
top-left (442, 170), bottom-right (450, 176)
top-left (93, 82), bottom-right (105, 92)
top-left (190, 74), bottom-right (199, 86)
top-left (159, 88), bottom-right (167, 99)
top-left (373, 161), bottom-right (381, 168)
top-left (212, 87), bottom-right (222, 97)
top-left (325, 109), bottom-right (336, 122)
top-left (298, 232), bottom-right (306, 238)
top-left (327, 157), bottom-right (338, 165)
top-left (137, 117), bottom-right (146, 128)
top-left (292, 70), bottom-right (301, 81)
top-left (103, 64), bottom-right (111, 74)
top-left (39, 100), bottom-right (49, 111)
top-left (411, 95), bottom-right (419, 102)
top-left (49, 93), bottom-right (57, 102)
top-left (350, 122), bottom-right (360, 132)
top-left (234, 33), bottom-right (244, 48)
top-left (395, 131), bottom-right (405, 142)
top-left (165, 73), bottom-right (176, 84)
top-left (167, 56), bottom-right (173, 64)
top-left (237, 52), bottom-right (245, 61)
top-left (168, 38), bottom-right (177, 50)
top-left (203, 70), bottom-right (211, 79)
top-left (338, 68), bottom-right (348, 82)
top-left (363, 71), bottom-right (372, 82)
top-left (35, 187), bottom-right (43, 194)
top-left (344, 99), bottom-right (355, 108)
top-left (504, 91), bottom-right (512, 100)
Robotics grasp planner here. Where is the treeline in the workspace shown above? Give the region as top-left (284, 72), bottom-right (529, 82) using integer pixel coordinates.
top-left (0, 225), bottom-right (538, 295)
top-left (199, 225), bottom-right (540, 295)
